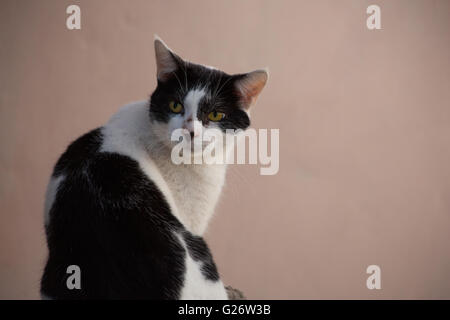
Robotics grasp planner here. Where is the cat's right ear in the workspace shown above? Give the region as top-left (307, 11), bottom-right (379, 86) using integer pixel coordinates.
top-left (154, 36), bottom-right (182, 82)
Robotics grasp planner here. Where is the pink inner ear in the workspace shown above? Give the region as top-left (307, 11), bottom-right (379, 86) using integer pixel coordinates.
top-left (236, 70), bottom-right (268, 108)
top-left (154, 39), bottom-right (178, 82)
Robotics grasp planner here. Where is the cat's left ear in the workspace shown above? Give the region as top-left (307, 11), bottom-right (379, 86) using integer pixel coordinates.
top-left (234, 69), bottom-right (269, 109)
top-left (154, 36), bottom-right (183, 82)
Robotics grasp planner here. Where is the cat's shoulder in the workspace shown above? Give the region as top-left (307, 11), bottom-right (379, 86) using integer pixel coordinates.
top-left (53, 127), bottom-right (103, 176)
top-left (53, 100), bottom-right (149, 176)
top-left (52, 125), bottom-right (147, 196)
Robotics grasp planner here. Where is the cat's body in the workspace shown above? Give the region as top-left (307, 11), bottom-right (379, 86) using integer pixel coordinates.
top-left (41, 37), bottom-right (267, 299)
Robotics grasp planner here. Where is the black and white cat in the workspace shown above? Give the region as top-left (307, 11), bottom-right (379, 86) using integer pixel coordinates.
top-left (41, 37), bottom-right (267, 299)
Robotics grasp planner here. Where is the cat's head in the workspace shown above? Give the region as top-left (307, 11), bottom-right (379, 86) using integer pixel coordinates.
top-left (149, 36), bottom-right (267, 155)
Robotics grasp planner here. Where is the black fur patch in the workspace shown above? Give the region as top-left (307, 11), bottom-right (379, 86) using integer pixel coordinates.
top-left (182, 231), bottom-right (220, 281)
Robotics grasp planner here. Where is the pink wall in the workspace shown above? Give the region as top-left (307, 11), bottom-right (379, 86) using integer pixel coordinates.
top-left (1, 0), bottom-right (450, 299)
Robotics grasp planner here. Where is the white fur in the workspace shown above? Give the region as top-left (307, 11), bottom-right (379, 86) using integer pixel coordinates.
top-left (44, 174), bottom-right (65, 227)
top-left (203, 64), bottom-right (218, 70)
top-left (182, 88), bottom-right (205, 137)
top-left (183, 88), bottom-right (205, 115)
top-left (177, 234), bottom-right (228, 300)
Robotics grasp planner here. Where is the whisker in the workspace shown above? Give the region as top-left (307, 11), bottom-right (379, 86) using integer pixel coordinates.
top-left (171, 72), bottom-right (185, 95)
top-left (214, 75), bottom-right (233, 99)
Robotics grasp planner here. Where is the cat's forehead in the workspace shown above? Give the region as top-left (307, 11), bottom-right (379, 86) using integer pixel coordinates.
top-left (173, 63), bottom-right (232, 95)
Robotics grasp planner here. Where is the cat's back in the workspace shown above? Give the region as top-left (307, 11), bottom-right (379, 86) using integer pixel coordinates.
top-left (44, 127), bottom-right (102, 227)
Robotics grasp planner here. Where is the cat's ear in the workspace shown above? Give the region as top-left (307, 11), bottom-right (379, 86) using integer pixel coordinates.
top-left (234, 69), bottom-right (268, 109)
top-left (154, 36), bottom-right (182, 82)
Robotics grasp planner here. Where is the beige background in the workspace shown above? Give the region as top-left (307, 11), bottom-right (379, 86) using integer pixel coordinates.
top-left (1, 0), bottom-right (450, 299)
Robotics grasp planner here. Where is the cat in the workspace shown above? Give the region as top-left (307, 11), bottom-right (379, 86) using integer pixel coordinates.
top-left (41, 36), bottom-right (267, 299)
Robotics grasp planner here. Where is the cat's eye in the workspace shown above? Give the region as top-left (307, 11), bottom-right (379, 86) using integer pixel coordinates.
top-left (208, 111), bottom-right (225, 122)
top-left (169, 101), bottom-right (183, 113)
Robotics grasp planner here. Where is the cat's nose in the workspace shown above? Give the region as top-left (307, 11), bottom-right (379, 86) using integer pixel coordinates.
top-left (183, 118), bottom-right (201, 138)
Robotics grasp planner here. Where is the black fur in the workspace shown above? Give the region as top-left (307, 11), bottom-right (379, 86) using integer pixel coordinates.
top-left (41, 128), bottom-right (220, 299)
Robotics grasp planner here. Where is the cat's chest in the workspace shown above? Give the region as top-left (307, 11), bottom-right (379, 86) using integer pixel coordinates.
top-left (158, 162), bottom-right (226, 234)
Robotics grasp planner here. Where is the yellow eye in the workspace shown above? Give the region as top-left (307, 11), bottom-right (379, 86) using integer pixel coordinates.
top-left (208, 111), bottom-right (225, 122)
top-left (169, 101), bottom-right (183, 113)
